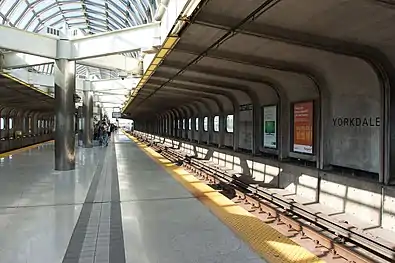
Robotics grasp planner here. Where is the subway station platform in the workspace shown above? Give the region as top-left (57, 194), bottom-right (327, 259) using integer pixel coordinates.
top-left (0, 131), bottom-right (322, 263)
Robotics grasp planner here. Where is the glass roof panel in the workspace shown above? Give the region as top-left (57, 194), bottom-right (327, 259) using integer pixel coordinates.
top-left (87, 5), bottom-right (104, 14)
top-left (63, 10), bottom-right (85, 17)
top-left (18, 10), bottom-right (34, 29)
top-left (88, 12), bottom-right (105, 20)
top-left (108, 9), bottom-right (126, 26)
top-left (8, 1), bottom-right (27, 25)
top-left (33, 0), bottom-right (51, 10)
top-left (0, 0), bottom-right (152, 108)
top-left (0, 0), bottom-right (17, 23)
top-left (29, 18), bottom-right (40, 31)
top-left (0, 0), bottom-right (156, 34)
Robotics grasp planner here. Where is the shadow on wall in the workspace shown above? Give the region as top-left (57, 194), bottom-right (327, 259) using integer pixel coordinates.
top-left (137, 131), bottom-right (395, 234)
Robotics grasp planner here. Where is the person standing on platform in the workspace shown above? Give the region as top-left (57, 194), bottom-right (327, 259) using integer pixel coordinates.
top-left (107, 123), bottom-right (113, 139)
top-left (101, 120), bottom-right (109, 146)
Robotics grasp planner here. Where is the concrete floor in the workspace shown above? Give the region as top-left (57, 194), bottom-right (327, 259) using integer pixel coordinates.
top-left (0, 132), bottom-right (266, 263)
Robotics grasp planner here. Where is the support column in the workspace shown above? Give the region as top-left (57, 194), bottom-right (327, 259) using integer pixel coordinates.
top-left (83, 80), bottom-right (93, 148)
top-left (252, 102), bottom-right (260, 155)
top-left (92, 94), bottom-right (100, 122)
top-left (99, 104), bottom-right (103, 120)
top-left (55, 59), bottom-right (76, 171)
top-left (219, 114), bottom-right (225, 148)
top-left (233, 110), bottom-right (240, 152)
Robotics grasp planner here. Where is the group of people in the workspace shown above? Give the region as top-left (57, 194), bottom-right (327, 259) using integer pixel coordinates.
top-left (94, 120), bottom-right (117, 147)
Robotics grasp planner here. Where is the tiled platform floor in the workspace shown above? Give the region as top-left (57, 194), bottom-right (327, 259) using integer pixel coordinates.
top-left (0, 132), bottom-right (266, 263)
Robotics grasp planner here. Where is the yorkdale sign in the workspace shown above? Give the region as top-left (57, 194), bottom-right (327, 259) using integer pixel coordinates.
top-left (332, 117), bottom-right (380, 127)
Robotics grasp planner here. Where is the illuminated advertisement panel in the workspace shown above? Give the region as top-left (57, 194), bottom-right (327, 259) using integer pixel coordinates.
top-left (293, 102), bottom-right (313, 154)
top-left (263, 105), bottom-right (277, 148)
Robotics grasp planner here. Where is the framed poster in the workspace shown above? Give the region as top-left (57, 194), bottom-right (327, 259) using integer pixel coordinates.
top-left (293, 101), bottom-right (313, 154)
top-left (263, 105), bottom-right (277, 148)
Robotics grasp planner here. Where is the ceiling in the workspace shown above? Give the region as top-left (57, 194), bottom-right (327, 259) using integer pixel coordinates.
top-left (0, 0), bottom-right (156, 114)
top-left (0, 0), bottom-right (157, 77)
top-left (0, 0), bottom-right (157, 34)
top-left (125, 0), bottom-right (395, 119)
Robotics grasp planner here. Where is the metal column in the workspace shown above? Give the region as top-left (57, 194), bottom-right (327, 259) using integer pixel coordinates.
top-left (83, 81), bottom-right (93, 148)
top-left (54, 59), bottom-right (76, 171)
top-left (99, 104), bottom-right (103, 120)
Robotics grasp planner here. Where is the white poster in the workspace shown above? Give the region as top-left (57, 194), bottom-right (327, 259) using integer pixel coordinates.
top-left (263, 106), bottom-right (277, 148)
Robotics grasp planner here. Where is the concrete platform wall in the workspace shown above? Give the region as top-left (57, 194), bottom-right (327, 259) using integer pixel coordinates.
top-left (0, 133), bottom-right (53, 154)
top-left (138, 131), bottom-right (395, 232)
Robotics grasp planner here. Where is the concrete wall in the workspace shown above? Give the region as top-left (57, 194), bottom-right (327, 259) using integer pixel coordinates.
top-left (193, 117), bottom-right (199, 141)
top-left (155, 40), bottom-right (384, 177)
top-left (198, 37), bottom-right (382, 173)
top-left (383, 187), bottom-right (395, 231)
top-left (224, 132), bottom-right (233, 147)
top-left (137, 131), bottom-right (395, 232)
top-left (202, 116), bottom-right (209, 143)
top-left (169, 90), bottom-right (380, 174)
top-left (321, 57), bottom-right (381, 173)
top-left (239, 109), bottom-right (253, 150)
top-left (0, 133), bottom-right (53, 153)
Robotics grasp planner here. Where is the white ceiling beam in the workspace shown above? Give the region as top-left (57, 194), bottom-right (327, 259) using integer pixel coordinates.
top-left (70, 23), bottom-right (160, 60)
top-left (0, 25), bottom-right (58, 58)
top-left (2, 52), bottom-right (53, 69)
top-left (2, 52), bottom-right (141, 76)
top-left (0, 22), bottom-right (160, 61)
top-left (78, 55), bottom-right (140, 72)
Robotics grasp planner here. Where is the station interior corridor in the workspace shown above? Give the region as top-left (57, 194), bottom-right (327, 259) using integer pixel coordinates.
top-left (0, 132), bottom-right (266, 263)
top-left (2, 0), bottom-right (395, 262)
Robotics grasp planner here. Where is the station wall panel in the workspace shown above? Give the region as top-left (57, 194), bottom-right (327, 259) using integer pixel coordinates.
top-left (224, 133), bottom-right (233, 147)
top-left (329, 94), bottom-right (380, 173)
top-left (238, 109), bottom-right (253, 150)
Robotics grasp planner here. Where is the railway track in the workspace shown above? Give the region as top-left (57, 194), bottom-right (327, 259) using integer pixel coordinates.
top-left (133, 132), bottom-right (395, 263)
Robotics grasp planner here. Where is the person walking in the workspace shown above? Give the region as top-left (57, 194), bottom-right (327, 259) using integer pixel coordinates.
top-left (101, 120), bottom-right (109, 146)
top-left (107, 123), bottom-right (113, 139)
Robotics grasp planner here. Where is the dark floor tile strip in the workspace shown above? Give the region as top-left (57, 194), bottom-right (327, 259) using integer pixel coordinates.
top-left (110, 144), bottom-right (126, 263)
top-left (62, 150), bottom-right (106, 263)
top-left (1, 202), bottom-right (85, 209)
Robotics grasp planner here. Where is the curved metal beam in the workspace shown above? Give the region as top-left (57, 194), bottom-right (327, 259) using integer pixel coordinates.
top-left (130, 89), bottom-right (223, 116)
top-left (161, 61), bottom-right (285, 100)
top-left (173, 45), bottom-right (323, 95)
top-left (146, 81), bottom-right (238, 111)
top-left (131, 86), bottom-right (228, 114)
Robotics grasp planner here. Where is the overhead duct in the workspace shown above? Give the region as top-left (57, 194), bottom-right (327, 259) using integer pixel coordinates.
top-left (154, 0), bottom-right (170, 21)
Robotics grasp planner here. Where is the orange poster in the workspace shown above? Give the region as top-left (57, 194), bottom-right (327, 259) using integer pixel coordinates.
top-left (293, 102), bottom-right (313, 154)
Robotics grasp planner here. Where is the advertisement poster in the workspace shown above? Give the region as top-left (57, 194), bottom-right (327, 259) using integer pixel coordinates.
top-left (263, 106), bottom-right (277, 148)
top-left (293, 102), bottom-right (313, 154)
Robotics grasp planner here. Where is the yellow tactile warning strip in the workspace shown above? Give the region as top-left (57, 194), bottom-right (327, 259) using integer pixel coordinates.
top-left (0, 140), bottom-right (54, 158)
top-left (123, 132), bottom-right (325, 263)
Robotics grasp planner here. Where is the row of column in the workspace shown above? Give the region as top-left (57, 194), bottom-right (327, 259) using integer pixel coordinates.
top-left (54, 59), bottom-right (95, 171)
